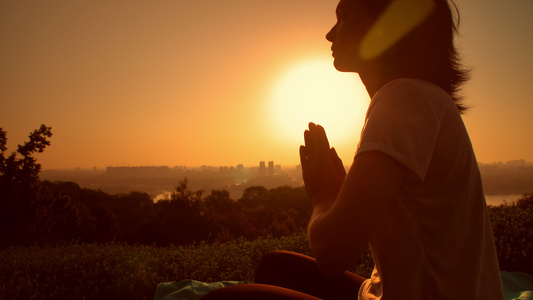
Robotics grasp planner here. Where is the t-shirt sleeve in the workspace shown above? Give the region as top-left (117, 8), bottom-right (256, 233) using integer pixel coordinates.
top-left (356, 81), bottom-right (441, 182)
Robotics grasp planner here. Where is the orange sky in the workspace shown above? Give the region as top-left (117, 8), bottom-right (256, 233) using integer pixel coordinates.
top-left (1, 0), bottom-right (532, 169)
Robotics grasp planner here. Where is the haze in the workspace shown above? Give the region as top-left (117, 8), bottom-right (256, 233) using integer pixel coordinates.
top-left (1, 0), bottom-right (532, 169)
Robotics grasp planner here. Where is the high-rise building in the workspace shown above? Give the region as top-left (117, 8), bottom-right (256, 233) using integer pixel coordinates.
top-left (259, 161), bottom-right (266, 176)
top-left (268, 161), bottom-right (275, 176)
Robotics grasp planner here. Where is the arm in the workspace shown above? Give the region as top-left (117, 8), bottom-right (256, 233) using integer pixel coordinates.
top-left (300, 123), bottom-right (407, 276)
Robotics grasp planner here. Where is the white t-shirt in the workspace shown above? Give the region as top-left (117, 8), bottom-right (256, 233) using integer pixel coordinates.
top-left (355, 78), bottom-right (504, 300)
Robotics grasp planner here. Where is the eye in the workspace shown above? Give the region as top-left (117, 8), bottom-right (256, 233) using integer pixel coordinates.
top-left (336, 7), bottom-right (349, 22)
top-left (336, 13), bottom-right (345, 22)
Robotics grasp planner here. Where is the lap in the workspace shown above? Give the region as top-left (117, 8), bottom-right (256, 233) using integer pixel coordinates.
top-left (205, 251), bottom-right (365, 300)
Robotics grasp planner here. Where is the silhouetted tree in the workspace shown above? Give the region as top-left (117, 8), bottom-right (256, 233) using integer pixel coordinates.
top-left (517, 193), bottom-right (533, 209)
top-left (238, 185), bottom-right (311, 237)
top-left (239, 186), bottom-right (268, 209)
top-left (0, 124), bottom-right (52, 247)
top-left (204, 190), bottom-right (236, 214)
top-left (32, 180), bottom-right (120, 244)
top-left (108, 191), bottom-right (155, 243)
top-left (202, 189), bottom-right (258, 242)
top-left (153, 178), bottom-right (208, 245)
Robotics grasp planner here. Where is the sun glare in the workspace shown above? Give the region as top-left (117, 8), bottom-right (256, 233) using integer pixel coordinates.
top-left (269, 58), bottom-right (369, 147)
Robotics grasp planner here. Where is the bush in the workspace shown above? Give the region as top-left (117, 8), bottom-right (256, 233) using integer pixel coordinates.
top-left (0, 232), bottom-right (371, 299)
top-left (488, 201), bottom-right (533, 273)
top-left (0, 243), bottom-right (159, 299)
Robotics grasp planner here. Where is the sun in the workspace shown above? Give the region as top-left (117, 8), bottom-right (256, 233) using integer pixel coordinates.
top-left (269, 57), bottom-right (369, 148)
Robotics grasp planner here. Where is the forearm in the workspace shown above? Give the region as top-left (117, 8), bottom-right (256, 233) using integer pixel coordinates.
top-left (307, 196), bottom-right (367, 276)
top-left (307, 152), bottom-right (406, 276)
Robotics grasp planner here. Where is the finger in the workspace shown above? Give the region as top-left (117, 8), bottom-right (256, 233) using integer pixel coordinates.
top-left (330, 147), bottom-right (346, 177)
top-left (304, 128), bottom-right (319, 160)
top-left (307, 122), bottom-right (318, 150)
top-left (316, 124), bottom-right (330, 152)
top-left (303, 129), bottom-right (310, 149)
top-left (300, 145), bottom-right (312, 186)
top-left (299, 145), bottom-right (308, 170)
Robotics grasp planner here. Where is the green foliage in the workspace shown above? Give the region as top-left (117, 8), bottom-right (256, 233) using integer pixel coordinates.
top-left (0, 232), bottom-right (332, 300)
top-left (516, 192), bottom-right (533, 209)
top-left (488, 199), bottom-right (533, 273)
top-left (0, 242), bottom-right (159, 299)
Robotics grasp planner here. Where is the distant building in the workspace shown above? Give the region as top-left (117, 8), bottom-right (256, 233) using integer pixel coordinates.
top-left (106, 166), bottom-right (170, 177)
top-left (268, 161), bottom-right (275, 176)
top-left (506, 159), bottom-right (526, 167)
top-left (259, 161), bottom-right (266, 177)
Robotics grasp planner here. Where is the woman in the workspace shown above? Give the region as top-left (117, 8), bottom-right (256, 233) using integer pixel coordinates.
top-left (204, 0), bottom-right (504, 299)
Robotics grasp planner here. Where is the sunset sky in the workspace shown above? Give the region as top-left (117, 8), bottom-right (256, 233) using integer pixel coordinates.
top-left (1, 0), bottom-right (532, 170)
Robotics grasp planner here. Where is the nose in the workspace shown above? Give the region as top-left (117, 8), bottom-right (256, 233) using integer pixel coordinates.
top-left (326, 23), bottom-right (337, 42)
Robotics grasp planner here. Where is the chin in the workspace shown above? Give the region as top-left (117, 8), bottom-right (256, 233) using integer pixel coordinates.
top-left (333, 57), bottom-right (368, 73)
top-left (333, 60), bottom-right (355, 73)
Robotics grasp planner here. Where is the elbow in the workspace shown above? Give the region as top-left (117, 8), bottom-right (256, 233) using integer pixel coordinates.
top-left (311, 238), bottom-right (356, 277)
top-left (308, 219), bottom-right (358, 277)
top-left (309, 227), bottom-right (366, 277)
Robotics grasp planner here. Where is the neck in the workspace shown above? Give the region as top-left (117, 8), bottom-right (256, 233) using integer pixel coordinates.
top-left (358, 53), bottom-right (419, 98)
top-left (358, 65), bottom-right (398, 98)
top-left (358, 71), bottom-right (381, 98)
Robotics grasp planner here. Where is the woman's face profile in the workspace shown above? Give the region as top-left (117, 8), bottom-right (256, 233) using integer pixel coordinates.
top-left (326, 0), bottom-right (379, 73)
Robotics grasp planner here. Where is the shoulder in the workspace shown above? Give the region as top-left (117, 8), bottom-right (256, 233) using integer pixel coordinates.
top-left (369, 78), bottom-right (456, 119)
top-left (376, 78), bottom-right (449, 101)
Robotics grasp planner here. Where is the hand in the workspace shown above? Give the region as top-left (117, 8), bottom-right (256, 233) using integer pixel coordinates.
top-left (299, 123), bottom-right (346, 208)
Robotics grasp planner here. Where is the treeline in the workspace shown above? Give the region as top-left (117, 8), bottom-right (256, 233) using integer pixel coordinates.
top-left (1, 177), bottom-right (312, 247)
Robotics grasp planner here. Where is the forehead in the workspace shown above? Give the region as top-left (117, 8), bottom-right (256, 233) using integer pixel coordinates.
top-left (336, 0), bottom-right (366, 14)
top-left (336, 0), bottom-right (359, 10)
top-left (336, 0), bottom-right (388, 14)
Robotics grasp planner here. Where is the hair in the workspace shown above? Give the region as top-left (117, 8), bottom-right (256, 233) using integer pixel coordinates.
top-left (369, 0), bottom-right (471, 112)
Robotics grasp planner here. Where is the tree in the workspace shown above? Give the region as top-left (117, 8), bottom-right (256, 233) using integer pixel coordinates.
top-left (239, 186), bottom-right (268, 209)
top-left (0, 124), bottom-right (52, 246)
top-left (204, 190), bottom-right (236, 214)
top-left (0, 124), bottom-right (52, 190)
top-left (108, 191), bottom-right (155, 243)
top-left (517, 193), bottom-right (533, 209)
top-left (153, 178), bottom-right (208, 245)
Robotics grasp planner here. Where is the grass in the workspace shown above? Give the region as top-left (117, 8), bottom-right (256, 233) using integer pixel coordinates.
top-left (1, 232), bottom-right (369, 299)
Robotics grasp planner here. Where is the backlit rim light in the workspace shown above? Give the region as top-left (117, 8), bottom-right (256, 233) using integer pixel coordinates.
top-left (269, 58), bottom-right (369, 146)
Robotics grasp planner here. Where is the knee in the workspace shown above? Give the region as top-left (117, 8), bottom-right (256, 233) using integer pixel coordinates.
top-left (255, 251), bottom-right (295, 283)
top-left (256, 251), bottom-right (301, 272)
top-left (255, 251), bottom-right (317, 283)
top-left (259, 250), bottom-right (295, 264)
top-left (259, 250), bottom-right (312, 266)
